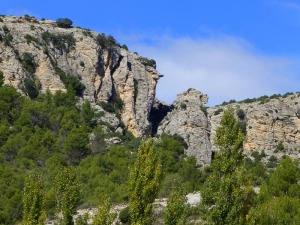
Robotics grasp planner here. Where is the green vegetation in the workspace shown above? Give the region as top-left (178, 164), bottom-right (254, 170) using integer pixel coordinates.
top-left (22, 172), bottom-right (45, 225)
top-left (129, 139), bottom-right (163, 225)
top-left (139, 57), bottom-right (156, 68)
top-left (24, 34), bottom-right (38, 45)
top-left (201, 107), bottom-right (254, 225)
top-left (220, 92), bottom-right (296, 106)
top-left (42, 31), bottom-right (76, 51)
top-left (92, 197), bottom-right (115, 225)
top-left (164, 186), bottom-right (187, 225)
top-left (21, 52), bottom-right (36, 73)
top-left (24, 78), bottom-right (39, 99)
top-left (248, 156), bottom-right (300, 224)
top-left (56, 18), bottom-right (73, 28)
top-left (96, 33), bottom-right (119, 48)
top-left (200, 105), bottom-right (208, 116)
top-left (54, 167), bottom-right (80, 225)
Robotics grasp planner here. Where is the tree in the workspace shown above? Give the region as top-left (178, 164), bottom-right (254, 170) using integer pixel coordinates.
top-left (54, 167), bottom-right (80, 225)
top-left (201, 107), bottom-right (254, 225)
top-left (56, 18), bottom-right (73, 28)
top-left (63, 126), bottom-right (90, 165)
top-left (248, 156), bottom-right (300, 224)
top-left (0, 70), bottom-right (4, 87)
top-left (92, 197), bottom-right (115, 225)
top-left (81, 100), bottom-right (95, 128)
top-left (129, 139), bottom-right (163, 225)
top-left (164, 185), bottom-right (187, 225)
top-left (22, 172), bottom-right (45, 225)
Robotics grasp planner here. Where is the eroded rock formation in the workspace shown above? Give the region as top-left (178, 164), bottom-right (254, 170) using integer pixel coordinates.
top-left (0, 16), bottom-right (161, 136)
top-left (157, 89), bottom-right (212, 167)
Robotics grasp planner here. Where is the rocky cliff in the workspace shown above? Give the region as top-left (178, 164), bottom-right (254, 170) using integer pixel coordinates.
top-left (208, 94), bottom-right (300, 160)
top-left (0, 16), bottom-right (161, 137)
top-left (1, 16), bottom-right (300, 167)
top-left (157, 89), bottom-right (212, 168)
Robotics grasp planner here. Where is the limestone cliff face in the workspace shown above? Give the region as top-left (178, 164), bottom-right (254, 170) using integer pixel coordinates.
top-left (157, 90), bottom-right (300, 166)
top-left (157, 89), bottom-right (212, 167)
top-left (208, 94), bottom-right (300, 159)
top-left (0, 16), bottom-right (161, 136)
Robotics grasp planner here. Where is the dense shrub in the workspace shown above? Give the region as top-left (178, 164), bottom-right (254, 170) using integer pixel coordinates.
top-left (2, 25), bottom-right (9, 33)
top-left (96, 33), bottom-right (118, 48)
top-left (214, 108), bottom-right (223, 115)
top-left (3, 33), bottom-right (13, 46)
top-left (56, 18), bottom-right (73, 28)
top-left (24, 34), bottom-right (38, 44)
top-left (24, 78), bottom-right (39, 99)
top-left (21, 52), bottom-right (36, 73)
top-left (119, 206), bottom-right (130, 224)
top-left (236, 108), bottom-right (245, 120)
top-left (42, 31), bottom-right (76, 50)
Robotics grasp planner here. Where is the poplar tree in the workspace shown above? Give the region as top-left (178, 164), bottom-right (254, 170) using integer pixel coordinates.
top-left (201, 107), bottom-right (254, 225)
top-left (92, 197), bottom-right (115, 225)
top-left (54, 167), bottom-right (80, 225)
top-left (129, 139), bottom-right (163, 225)
top-left (22, 172), bottom-right (45, 225)
top-left (164, 185), bottom-right (187, 225)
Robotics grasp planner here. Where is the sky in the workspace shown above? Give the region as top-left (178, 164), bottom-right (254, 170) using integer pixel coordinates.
top-left (1, 0), bottom-right (300, 106)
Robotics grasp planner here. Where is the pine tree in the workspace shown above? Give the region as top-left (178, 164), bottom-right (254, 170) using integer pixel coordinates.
top-left (129, 139), bottom-right (163, 225)
top-left (201, 107), bottom-right (254, 225)
top-left (248, 156), bottom-right (300, 224)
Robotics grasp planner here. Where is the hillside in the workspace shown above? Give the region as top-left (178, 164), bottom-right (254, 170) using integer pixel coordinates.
top-left (2, 16), bottom-right (300, 169)
top-left (1, 15), bottom-right (300, 224)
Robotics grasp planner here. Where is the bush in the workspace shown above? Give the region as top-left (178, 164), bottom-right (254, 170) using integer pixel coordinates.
top-left (180, 102), bottom-right (187, 109)
top-left (214, 108), bottom-right (223, 115)
top-left (56, 18), bottom-right (73, 28)
top-left (24, 78), bottom-right (39, 99)
top-left (200, 105), bottom-right (208, 116)
top-left (121, 44), bottom-right (128, 50)
top-left (42, 31), bottom-right (76, 50)
top-left (236, 109), bottom-right (245, 120)
top-left (22, 52), bottom-right (36, 73)
top-left (3, 33), bottom-right (13, 46)
top-left (139, 57), bottom-right (156, 68)
top-left (3, 25), bottom-right (9, 33)
top-left (24, 34), bottom-right (38, 45)
top-left (96, 34), bottom-right (118, 48)
top-left (119, 206), bottom-right (130, 224)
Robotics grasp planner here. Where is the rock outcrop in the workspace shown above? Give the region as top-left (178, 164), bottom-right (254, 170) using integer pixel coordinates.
top-left (2, 16), bottom-right (300, 165)
top-left (0, 16), bottom-right (161, 136)
top-left (208, 94), bottom-right (300, 159)
top-left (157, 89), bottom-right (212, 167)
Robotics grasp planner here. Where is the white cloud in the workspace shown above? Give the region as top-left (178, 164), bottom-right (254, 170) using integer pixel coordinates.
top-left (126, 36), bottom-right (300, 106)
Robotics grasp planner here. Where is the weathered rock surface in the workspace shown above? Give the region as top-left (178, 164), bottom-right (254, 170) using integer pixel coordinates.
top-left (208, 94), bottom-right (300, 159)
top-left (2, 16), bottom-right (300, 164)
top-left (157, 89), bottom-right (212, 167)
top-left (0, 16), bottom-right (161, 137)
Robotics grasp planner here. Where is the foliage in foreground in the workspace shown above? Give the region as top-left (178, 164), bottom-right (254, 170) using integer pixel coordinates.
top-left (201, 107), bottom-right (254, 225)
top-left (129, 139), bottom-right (163, 225)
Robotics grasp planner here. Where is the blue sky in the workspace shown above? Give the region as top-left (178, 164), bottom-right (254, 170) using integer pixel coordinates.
top-left (1, 0), bottom-right (300, 106)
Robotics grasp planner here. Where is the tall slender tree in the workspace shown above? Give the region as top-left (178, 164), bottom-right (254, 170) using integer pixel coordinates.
top-left (164, 185), bottom-right (187, 225)
top-left (22, 172), bottom-right (45, 225)
top-left (54, 167), bottom-right (80, 225)
top-left (129, 139), bottom-right (163, 225)
top-left (201, 107), bottom-right (254, 225)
